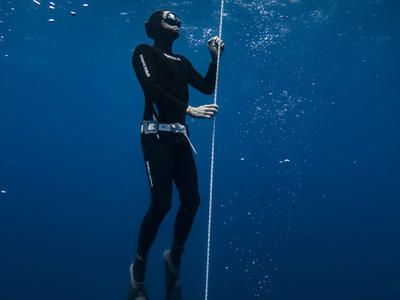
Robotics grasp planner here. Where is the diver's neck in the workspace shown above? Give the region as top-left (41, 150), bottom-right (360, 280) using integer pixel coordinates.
top-left (153, 39), bottom-right (174, 54)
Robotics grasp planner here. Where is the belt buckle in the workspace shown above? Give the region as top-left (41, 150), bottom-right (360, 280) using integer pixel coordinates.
top-left (143, 120), bottom-right (158, 134)
top-left (171, 123), bottom-right (185, 134)
top-left (170, 123), bottom-right (178, 133)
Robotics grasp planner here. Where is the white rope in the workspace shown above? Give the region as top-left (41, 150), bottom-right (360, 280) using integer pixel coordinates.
top-left (205, 0), bottom-right (224, 299)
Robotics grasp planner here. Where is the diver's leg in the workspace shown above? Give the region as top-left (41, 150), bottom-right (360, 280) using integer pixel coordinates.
top-left (171, 138), bottom-right (201, 269)
top-left (163, 138), bottom-right (200, 299)
top-left (132, 139), bottom-right (174, 283)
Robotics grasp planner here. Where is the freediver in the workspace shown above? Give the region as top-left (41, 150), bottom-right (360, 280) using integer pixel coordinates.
top-left (128, 9), bottom-right (225, 300)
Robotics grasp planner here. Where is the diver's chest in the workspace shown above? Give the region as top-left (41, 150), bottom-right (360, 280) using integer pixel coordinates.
top-left (157, 52), bottom-right (186, 78)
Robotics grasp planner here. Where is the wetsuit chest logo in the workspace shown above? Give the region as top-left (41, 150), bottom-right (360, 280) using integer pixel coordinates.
top-left (163, 53), bottom-right (181, 61)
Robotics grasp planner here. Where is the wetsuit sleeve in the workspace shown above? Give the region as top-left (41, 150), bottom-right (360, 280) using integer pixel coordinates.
top-left (186, 59), bottom-right (217, 95)
top-left (132, 44), bottom-right (188, 113)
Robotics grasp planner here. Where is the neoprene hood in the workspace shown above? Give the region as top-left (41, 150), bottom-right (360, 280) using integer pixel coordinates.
top-left (144, 10), bottom-right (180, 41)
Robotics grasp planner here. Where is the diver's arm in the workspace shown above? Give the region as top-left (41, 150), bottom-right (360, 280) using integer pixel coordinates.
top-left (186, 59), bottom-right (217, 95)
top-left (186, 36), bottom-right (224, 95)
top-left (132, 44), bottom-right (188, 113)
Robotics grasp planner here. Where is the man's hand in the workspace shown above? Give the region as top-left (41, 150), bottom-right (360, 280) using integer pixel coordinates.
top-left (208, 36), bottom-right (225, 63)
top-left (186, 104), bottom-right (219, 118)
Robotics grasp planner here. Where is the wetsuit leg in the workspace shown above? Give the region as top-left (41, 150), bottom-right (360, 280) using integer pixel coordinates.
top-left (133, 134), bottom-right (174, 282)
top-left (161, 136), bottom-right (199, 300)
top-left (171, 136), bottom-right (201, 264)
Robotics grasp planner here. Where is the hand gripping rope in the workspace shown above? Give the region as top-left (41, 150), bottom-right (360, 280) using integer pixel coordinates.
top-left (205, 1), bottom-right (224, 299)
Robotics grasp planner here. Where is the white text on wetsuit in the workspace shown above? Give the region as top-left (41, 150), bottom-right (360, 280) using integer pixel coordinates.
top-left (163, 53), bottom-right (181, 61)
top-left (140, 54), bottom-right (151, 77)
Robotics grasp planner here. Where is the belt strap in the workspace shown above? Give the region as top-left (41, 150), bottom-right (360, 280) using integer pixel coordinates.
top-left (141, 120), bottom-right (187, 134)
top-left (140, 121), bottom-right (197, 154)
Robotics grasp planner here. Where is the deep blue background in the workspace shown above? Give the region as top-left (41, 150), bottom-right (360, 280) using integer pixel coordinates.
top-left (1, 0), bottom-right (399, 299)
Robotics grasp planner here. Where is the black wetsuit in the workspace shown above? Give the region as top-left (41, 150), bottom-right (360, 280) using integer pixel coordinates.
top-left (131, 43), bottom-right (217, 271)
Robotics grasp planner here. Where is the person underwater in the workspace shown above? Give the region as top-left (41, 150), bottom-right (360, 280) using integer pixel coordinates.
top-left (128, 9), bottom-right (225, 300)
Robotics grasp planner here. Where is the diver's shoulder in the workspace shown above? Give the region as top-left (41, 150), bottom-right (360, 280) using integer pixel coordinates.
top-left (133, 43), bottom-right (154, 54)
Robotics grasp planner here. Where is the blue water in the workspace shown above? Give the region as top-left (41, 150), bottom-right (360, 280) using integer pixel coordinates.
top-left (1, 1), bottom-right (399, 299)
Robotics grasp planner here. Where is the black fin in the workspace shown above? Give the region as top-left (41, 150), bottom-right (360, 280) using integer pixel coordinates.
top-left (163, 250), bottom-right (182, 300)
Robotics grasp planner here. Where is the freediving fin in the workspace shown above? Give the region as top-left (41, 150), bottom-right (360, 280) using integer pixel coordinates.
top-left (128, 263), bottom-right (149, 300)
top-left (163, 250), bottom-right (182, 300)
